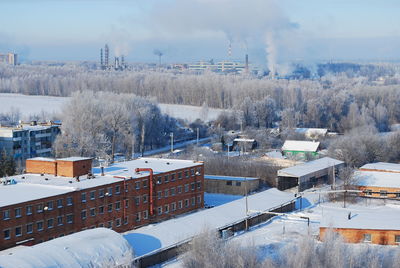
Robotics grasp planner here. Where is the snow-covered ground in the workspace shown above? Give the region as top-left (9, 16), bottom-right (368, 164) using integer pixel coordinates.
top-left (204, 193), bottom-right (243, 207)
top-left (0, 93), bottom-right (225, 122)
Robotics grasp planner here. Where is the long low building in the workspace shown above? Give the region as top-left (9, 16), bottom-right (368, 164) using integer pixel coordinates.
top-left (204, 175), bottom-right (260, 195)
top-left (277, 157), bottom-right (344, 191)
top-left (355, 162), bottom-right (400, 199)
top-left (320, 207), bottom-right (400, 245)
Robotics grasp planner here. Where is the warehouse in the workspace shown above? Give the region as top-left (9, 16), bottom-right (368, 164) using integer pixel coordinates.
top-left (281, 140), bottom-right (320, 159)
top-left (277, 157), bottom-right (344, 191)
top-left (204, 175), bottom-right (260, 195)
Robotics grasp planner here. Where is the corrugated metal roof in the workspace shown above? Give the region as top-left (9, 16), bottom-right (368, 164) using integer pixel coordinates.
top-left (355, 170), bottom-right (400, 188)
top-left (360, 162), bottom-right (400, 173)
top-left (282, 140), bottom-right (320, 152)
top-left (277, 157), bottom-right (344, 178)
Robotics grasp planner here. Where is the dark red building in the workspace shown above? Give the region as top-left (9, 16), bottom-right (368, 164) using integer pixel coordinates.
top-left (0, 157), bottom-right (204, 250)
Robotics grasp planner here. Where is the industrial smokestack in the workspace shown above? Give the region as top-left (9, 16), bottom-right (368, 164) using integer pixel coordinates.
top-left (100, 48), bottom-right (104, 69)
top-left (245, 54), bottom-right (249, 73)
top-left (121, 55), bottom-right (125, 69)
top-left (114, 57), bottom-right (120, 70)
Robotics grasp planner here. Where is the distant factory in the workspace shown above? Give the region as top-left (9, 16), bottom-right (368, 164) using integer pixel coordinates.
top-left (99, 44), bottom-right (127, 71)
top-left (186, 54), bottom-right (254, 74)
top-left (0, 53), bottom-right (17, 66)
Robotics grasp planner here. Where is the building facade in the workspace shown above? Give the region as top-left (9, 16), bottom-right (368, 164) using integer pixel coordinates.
top-left (0, 157), bottom-right (204, 250)
top-left (0, 122), bottom-right (60, 166)
top-left (204, 175), bottom-right (259, 195)
top-left (0, 53), bottom-right (17, 65)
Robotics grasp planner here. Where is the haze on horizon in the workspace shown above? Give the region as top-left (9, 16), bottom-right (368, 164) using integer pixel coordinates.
top-left (1, 0), bottom-right (400, 65)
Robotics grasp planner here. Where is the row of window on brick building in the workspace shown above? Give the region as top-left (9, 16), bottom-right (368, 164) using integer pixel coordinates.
top-left (2, 195), bottom-right (202, 241)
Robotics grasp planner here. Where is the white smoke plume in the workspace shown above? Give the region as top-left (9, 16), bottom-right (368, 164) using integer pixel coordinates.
top-left (144, 0), bottom-right (300, 74)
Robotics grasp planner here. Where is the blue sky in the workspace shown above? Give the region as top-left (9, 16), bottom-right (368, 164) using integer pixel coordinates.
top-left (1, 0), bottom-right (400, 63)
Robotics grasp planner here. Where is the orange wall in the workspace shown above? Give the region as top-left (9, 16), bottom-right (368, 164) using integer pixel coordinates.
top-left (26, 160), bottom-right (57, 175)
top-left (359, 186), bottom-right (400, 198)
top-left (56, 159), bottom-right (92, 177)
top-left (320, 227), bottom-right (400, 245)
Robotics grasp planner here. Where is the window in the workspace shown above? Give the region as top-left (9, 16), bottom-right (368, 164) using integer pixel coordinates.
top-left (165, 189), bottom-right (169, 198)
top-left (99, 205), bottom-right (104, 214)
top-left (15, 208), bottom-right (21, 218)
top-left (115, 201), bottom-right (121, 211)
top-left (107, 203), bottom-right (113, 212)
top-left (185, 184), bottom-right (189, 192)
top-left (142, 179), bottom-right (148, 188)
top-left (99, 189), bottom-right (105, 198)
top-left (236, 181), bottom-right (241, 186)
top-left (197, 167), bottom-right (202, 175)
top-left (4, 229), bottom-right (10, 240)
top-left (107, 187), bottom-right (113, 196)
top-left (66, 214), bottom-right (73, 224)
top-left (363, 233), bottom-right (371, 242)
top-left (90, 208), bottom-right (96, 217)
top-left (184, 199), bottom-right (189, 208)
top-left (191, 182), bottom-right (195, 191)
top-left (57, 216), bottom-right (63, 226)
top-left (67, 197), bottom-right (73, 206)
top-left (98, 223), bottom-right (104, 228)
top-left (135, 196), bottom-right (140, 206)
top-left (157, 191), bottom-right (162, 200)
top-left (164, 175), bottom-right (169, 183)
top-left (191, 197), bottom-right (195, 206)
top-left (185, 170), bottom-right (190, 178)
top-left (191, 168), bottom-right (195, 177)
top-left (143, 210), bottom-right (148, 219)
top-left (26, 205), bottom-right (33, 215)
top-left (380, 190), bottom-right (388, 197)
top-left (197, 182), bottom-right (201, 189)
top-left (57, 199), bottom-right (63, 208)
top-left (116, 218), bottom-right (121, 227)
top-left (142, 195), bottom-right (148, 203)
top-left (116, 185), bottom-right (121, 194)
top-left (107, 221), bottom-right (113, 229)
top-left (171, 187), bottom-right (176, 196)
top-left (135, 181), bottom-right (140, 190)
top-left (178, 200), bottom-right (183, 209)
top-left (396, 192), bottom-right (400, 198)
top-left (136, 212), bottom-right (141, 222)
top-left (157, 207), bottom-right (163, 215)
top-left (171, 173), bottom-right (176, 182)
top-left (15, 226), bottom-right (22, 237)
top-left (90, 191), bottom-right (96, 200)
top-left (26, 223), bottom-right (33, 234)
top-left (197, 195), bottom-right (202, 204)
top-left (171, 202), bottom-right (176, 211)
top-left (37, 221), bottom-right (44, 231)
top-left (395, 235), bottom-right (400, 243)
top-left (46, 201), bottom-right (53, 210)
top-left (81, 192), bottom-right (87, 203)
top-left (81, 210), bottom-right (87, 220)
top-left (125, 199), bottom-right (129, 208)
top-left (157, 176), bottom-right (162, 184)
top-left (178, 186), bottom-right (182, 194)
top-left (164, 204), bottom-right (169, 214)
top-left (47, 218), bottom-right (54, 229)
top-left (226, 181), bottom-right (232, 186)
top-left (124, 217), bottom-right (129, 225)
top-left (37, 203), bottom-right (44, 213)
top-left (178, 172), bottom-right (182, 180)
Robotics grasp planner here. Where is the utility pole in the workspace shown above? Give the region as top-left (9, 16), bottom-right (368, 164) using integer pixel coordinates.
top-left (170, 132), bottom-right (174, 153)
top-left (196, 128), bottom-right (199, 146)
top-left (227, 143), bottom-right (230, 159)
top-left (244, 177), bottom-right (249, 230)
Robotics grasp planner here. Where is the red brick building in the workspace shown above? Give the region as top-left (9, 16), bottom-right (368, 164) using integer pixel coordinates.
top-left (0, 157), bottom-right (204, 250)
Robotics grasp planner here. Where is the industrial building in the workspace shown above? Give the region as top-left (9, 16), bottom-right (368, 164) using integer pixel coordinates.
top-left (0, 53), bottom-right (17, 65)
top-left (0, 121), bottom-right (61, 167)
top-left (281, 140), bottom-right (320, 159)
top-left (355, 162), bottom-right (400, 199)
top-left (320, 208), bottom-right (400, 245)
top-left (0, 157), bottom-right (204, 250)
top-left (204, 175), bottom-right (260, 195)
top-left (277, 157), bottom-right (344, 191)
top-left (100, 44), bottom-right (126, 71)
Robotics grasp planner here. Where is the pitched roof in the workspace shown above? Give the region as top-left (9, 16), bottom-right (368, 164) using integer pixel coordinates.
top-left (282, 140), bottom-right (320, 152)
top-left (359, 162), bottom-right (400, 173)
top-left (277, 157), bottom-right (344, 178)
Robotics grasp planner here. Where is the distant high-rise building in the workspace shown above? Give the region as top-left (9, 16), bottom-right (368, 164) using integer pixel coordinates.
top-left (0, 53), bottom-right (17, 65)
top-left (104, 44), bottom-right (109, 68)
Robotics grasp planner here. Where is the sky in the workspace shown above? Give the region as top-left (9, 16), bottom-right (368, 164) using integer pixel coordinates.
top-left (1, 0), bottom-right (400, 64)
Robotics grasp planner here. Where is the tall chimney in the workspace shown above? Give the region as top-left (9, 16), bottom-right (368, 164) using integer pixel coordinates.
top-left (245, 54), bottom-right (249, 73)
top-left (100, 48), bottom-right (104, 69)
top-left (104, 44), bottom-right (109, 68)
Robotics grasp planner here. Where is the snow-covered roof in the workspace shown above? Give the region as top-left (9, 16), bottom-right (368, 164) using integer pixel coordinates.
top-left (0, 158), bottom-right (202, 207)
top-left (359, 162), bottom-right (400, 173)
top-left (355, 170), bottom-right (400, 188)
top-left (57, 157), bottom-right (92, 162)
top-left (282, 140), bottom-right (320, 152)
top-left (204, 175), bottom-right (258, 181)
top-left (0, 228), bottom-right (134, 268)
top-left (123, 188), bottom-right (296, 257)
top-left (277, 157), bottom-right (344, 178)
top-left (27, 157), bottom-right (56, 162)
top-left (295, 128), bottom-right (328, 136)
top-left (233, 138), bottom-right (255, 143)
top-left (320, 206), bottom-right (400, 230)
